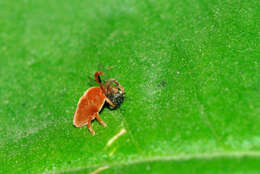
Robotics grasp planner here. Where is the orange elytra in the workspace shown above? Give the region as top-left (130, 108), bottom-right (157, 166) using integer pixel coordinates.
top-left (73, 72), bottom-right (125, 135)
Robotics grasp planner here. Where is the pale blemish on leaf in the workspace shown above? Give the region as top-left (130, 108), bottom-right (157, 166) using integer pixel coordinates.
top-left (106, 128), bottom-right (127, 147)
top-left (90, 166), bottom-right (109, 174)
top-left (109, 147), bottom-right (117, 157)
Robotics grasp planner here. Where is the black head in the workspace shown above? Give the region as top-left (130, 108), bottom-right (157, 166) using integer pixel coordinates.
top-left (107, 90), bottom-right (125, 109)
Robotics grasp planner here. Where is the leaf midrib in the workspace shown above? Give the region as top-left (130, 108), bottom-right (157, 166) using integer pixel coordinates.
top-left (54, 151), bottom-right (260, 174)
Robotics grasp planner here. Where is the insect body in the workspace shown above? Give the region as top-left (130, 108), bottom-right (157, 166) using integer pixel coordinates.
top-left (73, 72), bottom-right (124, 135)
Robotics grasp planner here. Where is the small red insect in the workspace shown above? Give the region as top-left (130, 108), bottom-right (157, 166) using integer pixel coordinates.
top-left (73, 72), bottom-right (124, 135)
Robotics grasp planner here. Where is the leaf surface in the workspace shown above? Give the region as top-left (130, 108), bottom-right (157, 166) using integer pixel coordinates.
top-left (0, 0), bottom-right (259, 173)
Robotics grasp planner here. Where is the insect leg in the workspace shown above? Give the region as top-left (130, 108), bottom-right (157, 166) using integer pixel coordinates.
top-left (95, 113), bottom-right (107, 127)
top-left (87, 119), bottom-right (95, 136)
top-left (94, 72), bottom-right (106, 92)
top-left (105, 97), bottom-right (115, 108)
top-left (105, 79), bottom-right (124, 93)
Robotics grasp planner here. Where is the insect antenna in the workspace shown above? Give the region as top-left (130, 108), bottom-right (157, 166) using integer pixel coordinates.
top-left (87, 76), bottom-right (96, 86)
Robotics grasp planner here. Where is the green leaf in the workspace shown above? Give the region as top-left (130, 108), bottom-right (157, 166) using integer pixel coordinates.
top-left (0, 0), bottom-right (259, 173)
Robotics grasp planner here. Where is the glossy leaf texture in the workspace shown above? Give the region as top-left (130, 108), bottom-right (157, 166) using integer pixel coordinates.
top-left (0, 0), bottom-right (259, 173)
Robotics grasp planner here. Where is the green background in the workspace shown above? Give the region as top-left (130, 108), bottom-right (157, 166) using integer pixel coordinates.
top-left (0, 0), bottom-right (259, 173)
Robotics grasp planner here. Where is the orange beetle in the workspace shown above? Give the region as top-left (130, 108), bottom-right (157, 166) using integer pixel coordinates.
top-left (73, 72), bottom-right (124, 135)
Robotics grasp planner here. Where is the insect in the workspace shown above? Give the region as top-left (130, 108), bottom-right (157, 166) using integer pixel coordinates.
top-left (73, 72), bottom-right (125, 135)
